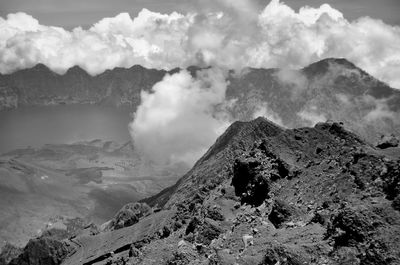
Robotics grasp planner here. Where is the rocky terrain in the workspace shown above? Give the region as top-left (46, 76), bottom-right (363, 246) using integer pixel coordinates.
top-left (3, 117), bottom-right (399, 265)
top-left (1, 58), bottom-right (400, 143)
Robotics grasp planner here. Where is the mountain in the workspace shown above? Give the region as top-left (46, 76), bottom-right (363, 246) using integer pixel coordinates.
top-left (0, 63), bottom-right (168, 109)
top-left (1, 58), bottom-right (399, 143)
top-left (225, 58), bottom-right (400, 142)
top-left (6, 117), bottom-right (398, 264)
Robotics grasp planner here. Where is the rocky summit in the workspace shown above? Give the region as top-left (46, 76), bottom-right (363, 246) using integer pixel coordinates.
top-left (4, 117), bottom-right (399, 265)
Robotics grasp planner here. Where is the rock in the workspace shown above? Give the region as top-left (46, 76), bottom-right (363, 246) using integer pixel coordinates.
top-left (109, 202), bottom-right (152, 230)
top-left (232, 146), bottom-right (289, 206)
top-left (0, 243), bottom-right (22, 265)
top-left (326, 207), bottom-right (373, 247)
top-left (380, 160), bottom-right (400, 200)
top-left (185, 217), bottom-right (222, 245)
top-left (310, 211), bottom-right (329, 226)
top-left (167, 240), bottom-right (198, 265)
top-left (185, 217), bottom-right (201, 236)
top-left (177, 240), bottom-right (187, 248)
top-left (285, 221), bottom-right (295, 228)
top-left (157, 226), bottom-right (171, 239)
top-left (376, 135), bottom-right (399, 149)
top-left (268, 200), bottom-right (298, 228)
top-left (206, 206), bottom-right (225, 221)
top-left (128, 245), bottom-right (141, 258)
top-left (242, 234), bottom-right (254, 248)
top-left (8, 237), bottom-right (72, 265)
top-left (260, 244), bottom-right (307, 265)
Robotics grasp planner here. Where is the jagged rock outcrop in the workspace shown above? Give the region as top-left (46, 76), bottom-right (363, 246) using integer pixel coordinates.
top-left (0, 216), bottom-right (97, 265)
top-left (103, 202), bottom-right (152, 231)
top-left (0, 243), bottom-right (21, 265)
top-left (8, 237), bottom-right (72, 265)
top-left (232, 146), bottom-right (289, 206)
top-left (376, 135), bottom-right (400, 149)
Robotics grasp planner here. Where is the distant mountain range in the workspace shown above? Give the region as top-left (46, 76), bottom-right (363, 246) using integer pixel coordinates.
top-left (1, 58), bottom-right (399, 142)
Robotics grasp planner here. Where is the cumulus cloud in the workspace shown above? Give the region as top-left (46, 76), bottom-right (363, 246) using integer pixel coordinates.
top-left (129, 68), bottom-right (230, 165)
top-left (0, 0), bottom-right (400, 88)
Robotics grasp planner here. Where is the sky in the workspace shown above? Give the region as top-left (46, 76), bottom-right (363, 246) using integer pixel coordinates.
top-left (0, 0), bottom-right (399, 29)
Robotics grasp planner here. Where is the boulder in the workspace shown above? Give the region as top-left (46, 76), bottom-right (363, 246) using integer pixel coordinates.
top-left (109, 202), bottom-right (152, 230)
top-left (376, 135), bottom-right (399, 149)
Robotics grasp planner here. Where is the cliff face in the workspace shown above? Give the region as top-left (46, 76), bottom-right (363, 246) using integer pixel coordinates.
top-left (54, 118), bottom-right (400, 265)
top-left (1, 58), bottom-right (399, 143)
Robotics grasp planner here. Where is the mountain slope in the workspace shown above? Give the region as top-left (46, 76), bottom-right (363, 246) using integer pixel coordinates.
top-left (50, 117), bottom-right (400, 265)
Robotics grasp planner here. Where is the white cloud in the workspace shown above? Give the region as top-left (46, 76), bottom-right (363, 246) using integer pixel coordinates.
top-left (361, 95), bottom-right (398, 123)
top-left (0, 1), bottom-right (400, 88)
top-left (129, 68), bottom-right (230, 165)
top-left (298, 105), bottom-right (327, 126)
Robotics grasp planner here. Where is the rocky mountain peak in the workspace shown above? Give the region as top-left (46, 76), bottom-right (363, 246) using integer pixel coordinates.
top-left (65, 65), bottom-right (89, 77)
top-left (30, 63), bottom-right (52, 73)
top-left (302, 57), bottom-right (358, 77)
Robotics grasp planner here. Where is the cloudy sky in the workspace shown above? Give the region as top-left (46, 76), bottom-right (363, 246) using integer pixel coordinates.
top-left (1, 0), bottom-right (399, 29)
top-left (1, 0), bottom-right (400, 88)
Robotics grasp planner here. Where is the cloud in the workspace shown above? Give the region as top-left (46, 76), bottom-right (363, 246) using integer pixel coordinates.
top-left (297, 105), bottom-right (327, 125)
top-left (0, 1), bottom-right (400, 88)
top-left (273, 69), bottom-right (309, 100)
top-left (360, 95), bottom-right (398, 123)
top-left (129, 68), bottom-right (230, 165)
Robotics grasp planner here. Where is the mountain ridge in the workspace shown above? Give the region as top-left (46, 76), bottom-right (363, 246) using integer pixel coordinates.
top-left (1, 57), bottom-right (400, 144)
top-left (42, 117), bottom-right (400, 265)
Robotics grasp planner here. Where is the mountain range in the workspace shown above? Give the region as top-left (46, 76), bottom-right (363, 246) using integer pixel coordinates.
top-left (1, 58), bottom-right (399, 143)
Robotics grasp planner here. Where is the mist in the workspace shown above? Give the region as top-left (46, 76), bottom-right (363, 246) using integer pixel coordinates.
top-left (129, 68), bottom-right (230, 165)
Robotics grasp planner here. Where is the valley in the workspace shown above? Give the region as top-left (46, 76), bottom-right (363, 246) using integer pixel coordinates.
top-left (0, 139), bottom-right (187, 249)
